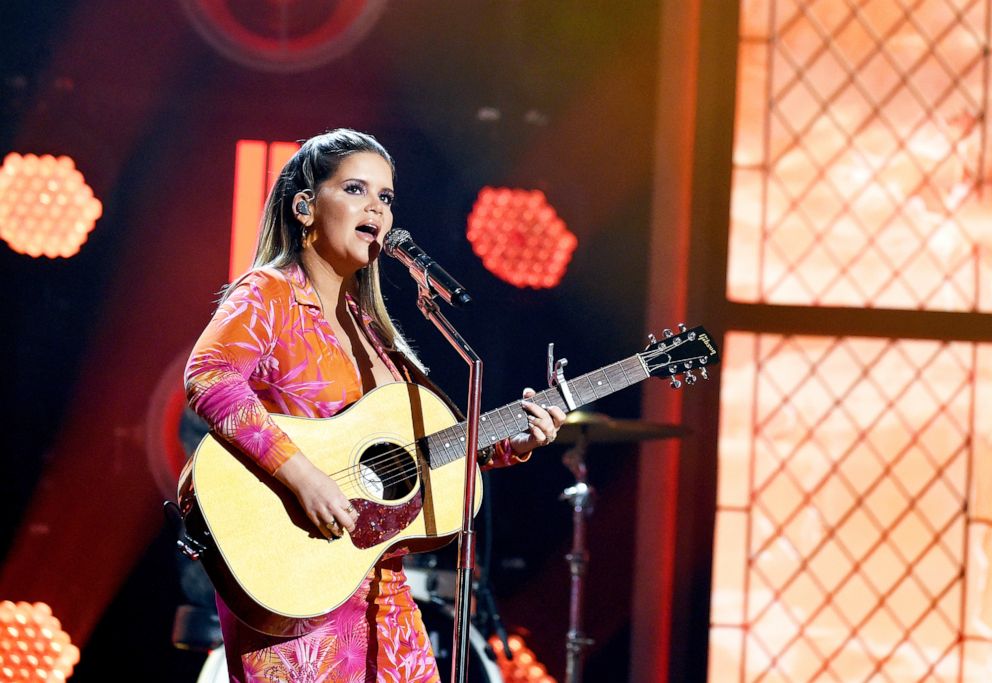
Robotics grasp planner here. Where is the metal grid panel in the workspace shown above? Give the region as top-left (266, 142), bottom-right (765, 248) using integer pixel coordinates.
top-left (727, 0), bottom-right (992, 310)
top-left (710, 333), bottom-right (992, 682)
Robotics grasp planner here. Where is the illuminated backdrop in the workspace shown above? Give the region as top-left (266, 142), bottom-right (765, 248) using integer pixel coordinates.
top-left (711, 1), bottom-right (992, 680)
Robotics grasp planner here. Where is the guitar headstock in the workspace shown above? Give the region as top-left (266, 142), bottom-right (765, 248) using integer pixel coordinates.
top-left (640, 325), bottom-right (720, 389)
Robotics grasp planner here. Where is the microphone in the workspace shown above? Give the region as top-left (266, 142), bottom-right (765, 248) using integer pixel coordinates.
top-left (383, 229), bottom-right (473, 307)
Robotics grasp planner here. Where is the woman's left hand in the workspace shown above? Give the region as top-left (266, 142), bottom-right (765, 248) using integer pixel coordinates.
top-left (509, 387), bottom-right (567, 456)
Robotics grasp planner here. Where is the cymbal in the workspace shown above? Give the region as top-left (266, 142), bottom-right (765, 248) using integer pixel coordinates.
top-left (555, 410), bottom-right (687, 445)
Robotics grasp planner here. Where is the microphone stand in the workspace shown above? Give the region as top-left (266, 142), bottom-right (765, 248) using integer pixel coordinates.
top-left (414, 283), bottom-right (481, 683)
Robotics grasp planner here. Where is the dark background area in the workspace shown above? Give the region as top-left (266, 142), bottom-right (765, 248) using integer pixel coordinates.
top-left (0, 2), bottom-right (661, 679)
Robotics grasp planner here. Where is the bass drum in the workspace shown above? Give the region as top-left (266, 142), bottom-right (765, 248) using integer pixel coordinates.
top-left (195, 647), bottom-right (228, 683)
top-left (417, 598), bottom-right (504, 683)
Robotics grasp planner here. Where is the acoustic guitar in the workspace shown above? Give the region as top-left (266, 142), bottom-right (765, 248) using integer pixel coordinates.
top-left (177, 326), bottom-right (719, 635)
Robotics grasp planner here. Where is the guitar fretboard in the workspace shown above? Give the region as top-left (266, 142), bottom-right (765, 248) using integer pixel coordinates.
top-left (424, 355), bottom-right (650, 468)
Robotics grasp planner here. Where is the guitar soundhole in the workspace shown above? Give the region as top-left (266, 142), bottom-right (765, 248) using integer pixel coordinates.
top-left (358, 442), bottom-right (419, 501)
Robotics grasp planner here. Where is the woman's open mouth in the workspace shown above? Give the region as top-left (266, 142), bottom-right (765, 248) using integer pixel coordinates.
top-left (355, 223), bottom-right (380, 242)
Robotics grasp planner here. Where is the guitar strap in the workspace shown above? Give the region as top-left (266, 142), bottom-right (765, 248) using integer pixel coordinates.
top-left (387, 350), bottom-right (498, 465)
top-left (387, 351), bottom-right (464, 420)
top-left (388, 350), bottom-right (468, 538)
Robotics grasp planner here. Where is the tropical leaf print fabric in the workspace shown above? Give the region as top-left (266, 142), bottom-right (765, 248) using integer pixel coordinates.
top-left (186, 266), bottom-right (358, 476)
top-left (184, 264), bottom-right (519, 682)
top-left (185, 265), bottom-right (436, 682)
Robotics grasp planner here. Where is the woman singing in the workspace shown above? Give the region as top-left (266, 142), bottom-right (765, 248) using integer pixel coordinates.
top-left (184, 128), bottom-right (565, 681)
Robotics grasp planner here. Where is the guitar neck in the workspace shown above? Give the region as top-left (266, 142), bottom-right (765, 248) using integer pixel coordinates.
top-left (425, 354), bottom-right (650, 468)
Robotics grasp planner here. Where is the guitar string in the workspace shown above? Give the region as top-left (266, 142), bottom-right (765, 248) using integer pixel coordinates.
top-left (315, 400), bottom-right (543, 491)
top-left (324, 394), bottom-right (580, 495)
top-left (325, 415), bottom-right (519, 495)
top-left (335, 445), bottom-right (420, 495)
top-left (319, 402), bottom-right (541, 496)
top-left (319, 385), bottom-right (569, 493)
top-left (324, 350), bottom-right (694, 495)
top-left (320, 422), bottom-right (505, 494)
top-left (303, 347), bottom-right (694, 497)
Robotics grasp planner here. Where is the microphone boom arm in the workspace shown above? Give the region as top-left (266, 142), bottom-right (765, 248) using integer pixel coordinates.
top-left (384, 229), bottom-right (472, 307)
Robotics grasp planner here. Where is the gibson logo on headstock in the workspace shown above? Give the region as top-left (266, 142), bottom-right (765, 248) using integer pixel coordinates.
top-left (698, 333), bottom-right (718, 357)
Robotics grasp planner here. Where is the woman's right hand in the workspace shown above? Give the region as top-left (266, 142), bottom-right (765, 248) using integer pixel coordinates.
top-left (274, 453), bottom-right (360, 539)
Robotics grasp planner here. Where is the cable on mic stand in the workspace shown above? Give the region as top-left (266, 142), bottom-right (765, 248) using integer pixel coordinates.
top-left (472, 470), bottom-right (513, 663)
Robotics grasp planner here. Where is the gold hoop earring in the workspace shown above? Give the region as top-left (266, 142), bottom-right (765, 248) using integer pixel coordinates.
top-left (301, 224), bottom-right (316, 249)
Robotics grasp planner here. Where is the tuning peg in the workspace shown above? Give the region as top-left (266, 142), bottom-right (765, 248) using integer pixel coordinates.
top-left (647, 333), bottom-right (658, 346)
top-left (670, 378), bottom-right (682, 389)
top-left (684, 371), bottom-right (697, 385)
top-left (678, 323), bottom-right (687, 333)
top-left (663, 328), bottom-right (673, 338)
top-left (700, 367), bottom-right (709, 380)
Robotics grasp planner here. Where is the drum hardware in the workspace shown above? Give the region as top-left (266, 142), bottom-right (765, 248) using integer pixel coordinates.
top-left (407, 560), bottom-right (458, 604)
top-left (472, 569), bottom-right (512, 668)
top-left (419, 598), bottom-right (504, 683)
top-left (474, 471), bottom-right (515, 667)
top-left (555, 410), bottom-right (687, 445)
top-left (196, 647), bottom-right (228, 683)
top-left (164, 500), bottom-right (222, 652)
top-left (556, 410), bottom-right (686, 683)
top-left (560, 425), bottom-right (594, 683)
top-left (407, 547), bottom-right (511, 673)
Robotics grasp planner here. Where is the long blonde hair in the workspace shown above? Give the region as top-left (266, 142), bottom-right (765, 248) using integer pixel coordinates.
top-left (228, 129), bottom-right (419, 364)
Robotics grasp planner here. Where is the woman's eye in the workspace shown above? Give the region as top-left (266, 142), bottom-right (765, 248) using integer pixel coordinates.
top-left (380, 193), bottom-right (394, 206)
top-left (345, 182), bottom-right (365, 195)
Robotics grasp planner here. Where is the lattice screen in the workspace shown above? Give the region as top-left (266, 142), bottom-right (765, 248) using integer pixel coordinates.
top-left (727, 0), bottom-right (992, 310)
top-left (711, 0), bottom-right (992, 680)
top-left (710, 334), bottom-right (992, 681)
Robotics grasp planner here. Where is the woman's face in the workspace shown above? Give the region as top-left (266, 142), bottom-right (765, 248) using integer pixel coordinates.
top-left (306, 151), bottom-right (395, 275)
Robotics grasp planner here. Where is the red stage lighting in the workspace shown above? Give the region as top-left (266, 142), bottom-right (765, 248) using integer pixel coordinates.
top-left (181, 0), bottom-right (387, 73)
top-left (230, 140), bottom-right (299, 281)
top-left (0, 153), bottom-right (102, 259)
top-left (0, 601), bottom-right (79, 681)
top-left (467, 187), bottom-right (577, 289)
top-left (488, 634), bottom-right (556, 683)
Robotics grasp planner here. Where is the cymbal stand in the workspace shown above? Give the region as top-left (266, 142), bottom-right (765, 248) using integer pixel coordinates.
top-left (560, 430), bottom-right (595, 683)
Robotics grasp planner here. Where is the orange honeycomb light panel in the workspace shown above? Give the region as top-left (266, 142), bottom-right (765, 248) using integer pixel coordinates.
top-left (0, 601), bottom-right (79, 681)
top-left (467, 187), bottom-right (577, 289)
top-left (488, 634), bottom-right (556, 683)
top-left (0, 154), bottom-right (102, 259)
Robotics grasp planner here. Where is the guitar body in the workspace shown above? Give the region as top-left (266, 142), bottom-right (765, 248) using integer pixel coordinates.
top-left (177, 325), bottom-right (720, 637)
top-left (177, 382), bottom-right (482, 636)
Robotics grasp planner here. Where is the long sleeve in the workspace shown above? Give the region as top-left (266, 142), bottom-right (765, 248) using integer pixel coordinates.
top-left (485, 439), bottom-right (530, 469)
top-left (184, 270), bottom-right (302, 475)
